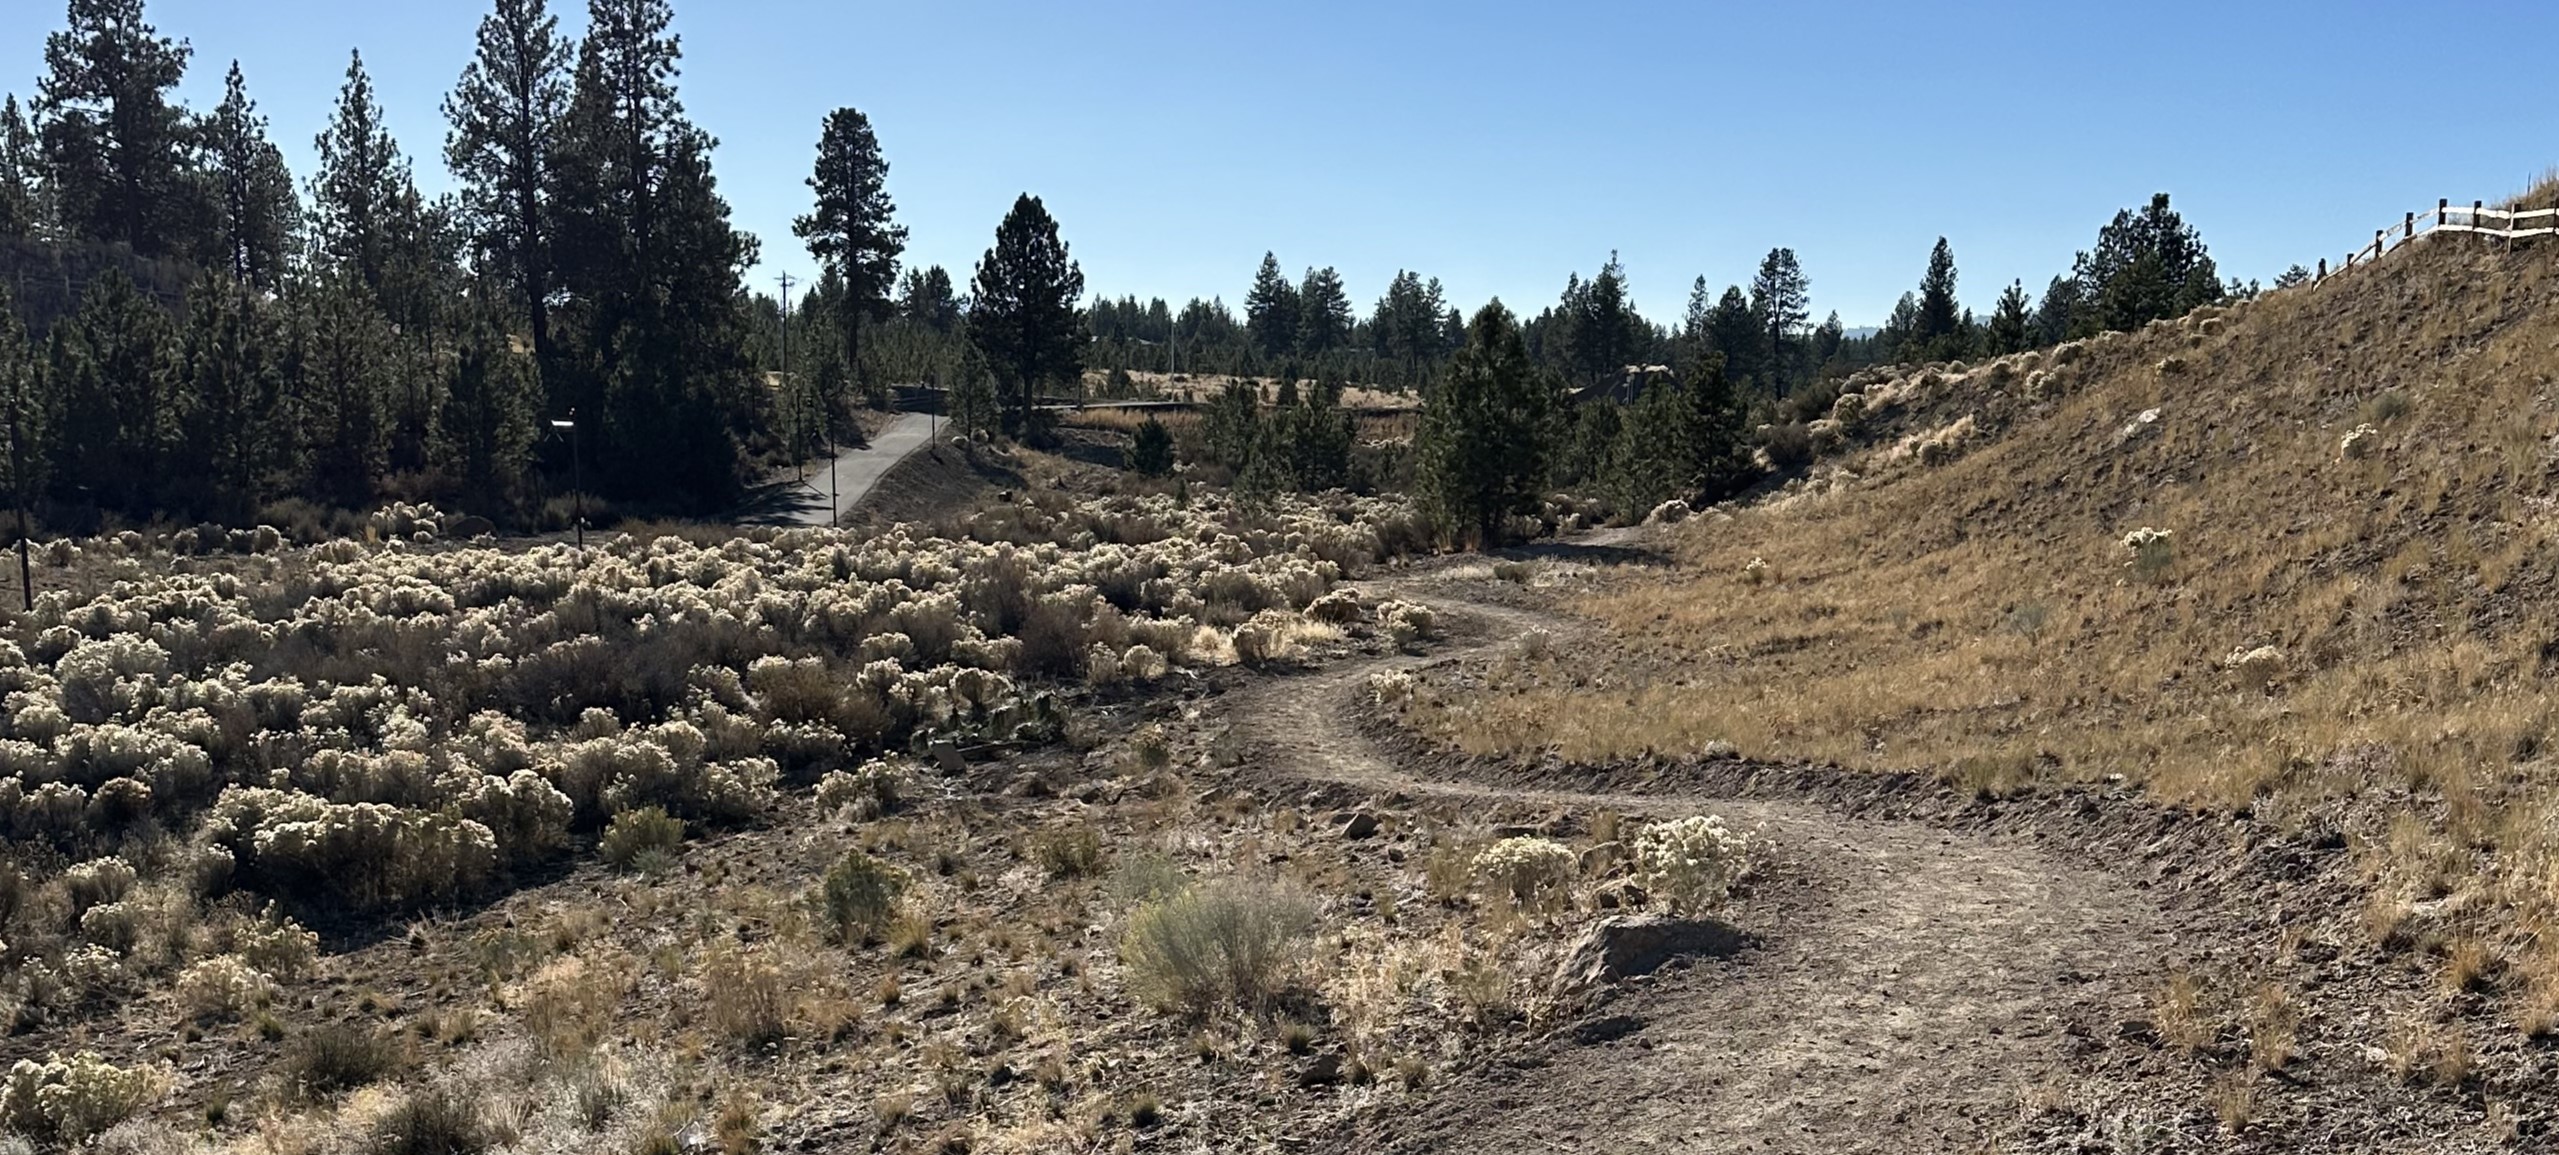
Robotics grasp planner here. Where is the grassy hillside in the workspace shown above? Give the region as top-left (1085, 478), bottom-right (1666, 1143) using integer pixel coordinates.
top-left (1413, 179), bottom-right (2559, 967)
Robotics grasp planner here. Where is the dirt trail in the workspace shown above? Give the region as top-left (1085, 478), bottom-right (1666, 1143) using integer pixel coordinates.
top-left (1216, 569), bottom-right (2172, 1154)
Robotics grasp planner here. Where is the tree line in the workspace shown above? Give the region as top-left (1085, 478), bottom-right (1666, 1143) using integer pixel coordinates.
top-left (0, 0), bottom-right (1093, 529)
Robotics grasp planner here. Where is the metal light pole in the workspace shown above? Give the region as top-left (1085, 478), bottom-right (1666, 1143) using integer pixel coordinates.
top-left (550, 412), bottom-right (581, 552)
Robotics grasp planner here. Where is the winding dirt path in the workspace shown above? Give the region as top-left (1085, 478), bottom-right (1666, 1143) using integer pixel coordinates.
top-left (1217, 568), bottom-right (2171, 1154)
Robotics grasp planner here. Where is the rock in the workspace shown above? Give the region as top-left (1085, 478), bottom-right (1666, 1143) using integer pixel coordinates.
top-left (1578, 841), bottom-right (1625, 877)
top-left (1553, 914), bottom-right (1750, 992)
top-left (1338, 810), bottom-right (1380, 840)
top-left (1298, 1050), bottom-right (1343, 1087)
top-left (1591, 879), bottom-right (1649, 911)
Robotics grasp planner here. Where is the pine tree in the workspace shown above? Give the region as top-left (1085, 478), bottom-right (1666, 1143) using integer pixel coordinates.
top-left (175, 281), bottom-right (288, 517)
top-left (0, 96), bottom-right (40, 241)
top-left (1811, 311), bottom-right (1845, 369)
top-left (1562, 254), bottom-right (1644, 389)
top-left (287, 270), bottom-right (391, 507)
top-left (1414, 302), bottom-right (1556, 549)
top-left (2071, 193), bottom-right (2223, 334)
top-left (1987, 279), bottom-right (2033, 354)
top-left (2031, 275), bottom-right (2081, 347)
top-left (34, 0), bottom-right (202, 258)
top-left (1749, 248), bottom-right (1810, 396)
top-left (444, 0), bottom-right (570, 363)
top-left (549, 0), bottom-right (760, 504)
top-left (442, 292), bottom-right (542, 512)
top-left (50, 270), bottom-right (177, 512)
top-left (898, 264), bottom-right (960, 332)
top-left (0, 285), bottom-right (44, 528)
top-left (312, 51), bottom-right (429, 314)
top-left (203, 63), bottom-right (300, 290)
top-left (1372, 269), bottom-right (1448, 381)
top-left (967, 194), bottom-right (1084, 439)
top-left (1296, 265), bottom-right (1351, 357)
top-left (1914, 238), bottom-right (1963, 358)
top-left (1244, 252), bottom-right (1298, 360)
top-left (1703, 286), bottom-right (1761, 391)
top-left (1127, 415), bottom-right (1173, 476)
top-left (795, 107), bottom-right (906, 411)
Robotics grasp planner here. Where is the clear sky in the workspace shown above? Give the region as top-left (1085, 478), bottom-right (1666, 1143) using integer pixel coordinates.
top-left (4, 0), bottom-right (2556, 327)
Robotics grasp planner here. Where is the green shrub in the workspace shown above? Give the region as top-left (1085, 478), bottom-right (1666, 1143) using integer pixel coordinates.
top-left (367, 1083), bottom-right (491, 1155)
top-left (1032, 824), bottom-right (1105, 879)
top-left (286, 1023), bottom-right (406, 1098)
top-left (1128, 417), bottom-right (1175, 477)
top-left (813, 851), bottom-right (906, 944)
top-left (1107, 853), bottom-right (1187, 910)
top-left (599, 806), bottom-right (684, 874)
top-left (1120, 878), bottom-right (1315, 1013)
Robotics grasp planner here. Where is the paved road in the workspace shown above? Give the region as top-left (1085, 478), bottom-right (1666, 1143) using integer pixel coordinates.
top-left (749, 412), bottom-right (938, 526)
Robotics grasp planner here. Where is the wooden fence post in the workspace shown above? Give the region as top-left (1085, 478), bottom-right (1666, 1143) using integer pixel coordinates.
top-left (2439, 198), bottom-right (2449, 227)
top-left (2474, 200), bottom-right (2485, 235)
top-left (2317, 257), bottom-right (2327, 283)
top-left (2404, 211), bottom-right (2414, 246)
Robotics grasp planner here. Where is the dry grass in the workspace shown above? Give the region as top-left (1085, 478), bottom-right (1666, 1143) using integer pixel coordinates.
top-left (1406, 224), bottom-right (2559, 957)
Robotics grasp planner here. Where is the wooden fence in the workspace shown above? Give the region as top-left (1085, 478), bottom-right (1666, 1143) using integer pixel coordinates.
top-left (2317, 197), bottom-right (2557, 282)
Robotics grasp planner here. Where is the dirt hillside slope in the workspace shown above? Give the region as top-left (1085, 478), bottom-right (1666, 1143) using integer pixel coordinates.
top-left (1383, 180), bottom-right (2559, 1148)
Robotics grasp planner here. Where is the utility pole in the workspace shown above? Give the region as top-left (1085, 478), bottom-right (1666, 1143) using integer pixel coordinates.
top-left (780, 272), bottom-right (798, 483)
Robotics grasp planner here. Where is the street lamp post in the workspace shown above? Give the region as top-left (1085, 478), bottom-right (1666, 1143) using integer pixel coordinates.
top-left (549, 412), bottom-right (581, 552)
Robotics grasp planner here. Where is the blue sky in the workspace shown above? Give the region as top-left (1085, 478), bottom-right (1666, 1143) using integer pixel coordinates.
top-left (4, 0), bottom-right (2556, 327)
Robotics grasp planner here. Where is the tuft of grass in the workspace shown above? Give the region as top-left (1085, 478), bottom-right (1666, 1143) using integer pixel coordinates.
top-left (286, 1022), bottom-right (408, 1099)
top-left (812, 851), bottom-right (905, 944)
top-left (600, 807), bottom-right (684, 874)
top-left (1031, 824), bottom-right (1106, 879)
top-left (1119, 877), bottom-right (1315, 1014)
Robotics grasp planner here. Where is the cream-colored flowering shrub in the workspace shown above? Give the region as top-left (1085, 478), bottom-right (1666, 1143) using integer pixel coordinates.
top-left (174, 955), bottom-right (276, 1022)
top-left (0, 488), bottom-right (1411, 1029)
top-left (0, 1051), bottom-right (167, 1142)
top-left (1471, 837), bottom-right (1578, 905)
top-left (1632, 815), bottom-right (1753, 913)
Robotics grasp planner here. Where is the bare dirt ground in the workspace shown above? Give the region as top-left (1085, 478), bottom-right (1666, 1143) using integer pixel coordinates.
top-left (1208, 558), bottom-right (2161, 1153)
top-left (1210, 537), bottom-right (2529, 1154)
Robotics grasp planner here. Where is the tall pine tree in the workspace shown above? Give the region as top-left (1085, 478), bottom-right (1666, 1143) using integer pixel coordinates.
top-left (1243, 252), bottom-right (1298, 360)
top-left (1749, 248), bottom-right (1809, 396)
top-left (549, 0), bottom-right (760, 505)
top-left (1914, 237), bottom-right (1963, 358)
top-left (34, 0), bottom-right (202, 259)
top-left (794, 107), bottom-right (905, 412)
top-left (967, 193), bottom-right (1084, 439)
top-left (203, 62), bottom-right (299, 290)
top-left (1296, 265), bottom-right (1351, 357)
top-left (444, 0), bottom-right (570, 364)
top-left (1415, 302), bottom-right (1556, 549)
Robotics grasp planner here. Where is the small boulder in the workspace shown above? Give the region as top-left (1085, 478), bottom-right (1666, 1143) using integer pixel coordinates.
top-left (1591, 878), bottom-right (1649, 911)
top-left (1554, 914), bottom-right (1750, 992)
top-left (1338, 810), bottom-right (1380, 840)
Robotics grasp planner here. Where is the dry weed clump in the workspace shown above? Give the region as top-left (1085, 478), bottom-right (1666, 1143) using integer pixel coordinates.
top-left (1119, 877), bottom-right (1316, 1014)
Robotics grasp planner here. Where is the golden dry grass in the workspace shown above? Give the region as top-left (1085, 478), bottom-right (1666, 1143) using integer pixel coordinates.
top-left (1408, 222), bottom-right (2559, 967)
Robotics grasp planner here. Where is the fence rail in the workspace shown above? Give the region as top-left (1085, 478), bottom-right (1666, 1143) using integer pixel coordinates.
top-left (2318, 197), bottom-right (2554, 282)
